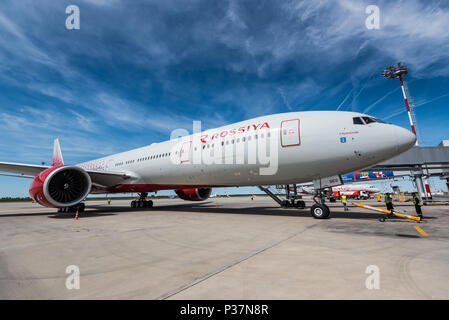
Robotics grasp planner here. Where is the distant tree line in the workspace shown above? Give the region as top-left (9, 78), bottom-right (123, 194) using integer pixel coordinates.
top-left (0, 197), bottom-right (33, 202)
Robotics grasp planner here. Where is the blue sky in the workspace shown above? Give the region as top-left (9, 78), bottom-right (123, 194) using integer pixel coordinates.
top-left (0, 0), bottom-right (448, 197)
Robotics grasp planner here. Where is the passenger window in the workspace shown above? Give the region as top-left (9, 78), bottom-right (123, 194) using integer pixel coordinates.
top-left (353, 117), bottom-right (364, 125)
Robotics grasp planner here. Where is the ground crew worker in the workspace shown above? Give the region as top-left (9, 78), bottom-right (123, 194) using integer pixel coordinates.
top-left (341, 195), bottom-right (348, 211)
top-left (385, 193), bottom-right (394, 212)
top-left (108, 198), bottom-right (111, 205)
top-left (320, 194), bottom-right (326, 204)
top-left (412, 193), bottom-right (423, 219)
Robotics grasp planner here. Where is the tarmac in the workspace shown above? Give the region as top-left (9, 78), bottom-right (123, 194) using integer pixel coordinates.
top-left (0, 196), bottom-right (448, 299)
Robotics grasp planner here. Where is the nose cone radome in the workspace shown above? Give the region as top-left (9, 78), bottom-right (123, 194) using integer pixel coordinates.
top-left (395, 126), bottom-right (417, 153)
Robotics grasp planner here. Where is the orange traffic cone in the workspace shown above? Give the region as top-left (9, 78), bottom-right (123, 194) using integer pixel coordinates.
top-left (74, 210), bottom-right (79, 220)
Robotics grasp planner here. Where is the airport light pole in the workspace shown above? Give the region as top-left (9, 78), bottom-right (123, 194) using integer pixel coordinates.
top-left (382, 63), bottom-right (422, 144)
top-left (382, 62), bottom-right (432, 200)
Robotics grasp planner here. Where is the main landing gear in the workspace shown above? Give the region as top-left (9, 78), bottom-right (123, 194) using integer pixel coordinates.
top-left (258, 185), bottom-right (306, 209)
top-left (130, 192), bottom-right (153, 209)
top-left (58, 202), bottom-right (85, 213)
top-left (259, 186), bottom-right (306, 209)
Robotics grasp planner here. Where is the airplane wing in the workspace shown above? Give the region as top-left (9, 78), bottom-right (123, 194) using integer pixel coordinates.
top-left (0, 162), bottom-right (49, 177)
top-left (0, 161), bottom-right (131, 189)
top-left (85, 170), bottom-right (131, 189)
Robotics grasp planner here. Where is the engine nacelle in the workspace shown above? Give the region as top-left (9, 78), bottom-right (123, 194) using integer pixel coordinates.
top-left (175, 188), bottom-right (212, 201)
top-left (29, 166), bottom-right (92, 208)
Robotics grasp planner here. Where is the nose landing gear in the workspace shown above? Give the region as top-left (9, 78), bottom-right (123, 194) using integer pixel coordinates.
top-left (310, 191), bottom-right (331, 219)
top-left (310, 203), bottom-right (330, 219)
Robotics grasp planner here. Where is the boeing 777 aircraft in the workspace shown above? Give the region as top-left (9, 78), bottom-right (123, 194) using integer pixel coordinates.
top-left (0, 111), bottom-right (416, 219)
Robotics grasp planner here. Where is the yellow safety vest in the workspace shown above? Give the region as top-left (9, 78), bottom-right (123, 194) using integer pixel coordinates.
top-left (413, 197), bottom-right (422, 206)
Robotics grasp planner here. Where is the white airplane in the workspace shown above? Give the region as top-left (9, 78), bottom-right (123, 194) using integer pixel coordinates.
top-left (0, 111), bottom-right (415, 219)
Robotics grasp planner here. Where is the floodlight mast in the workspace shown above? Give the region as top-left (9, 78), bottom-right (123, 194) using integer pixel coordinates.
top-left (382, 62), bottom-right (422, 145)
top-left (382, 62), bottom-right (432, 200)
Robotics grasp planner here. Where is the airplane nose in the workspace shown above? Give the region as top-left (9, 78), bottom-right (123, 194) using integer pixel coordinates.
top-left (395, 126), bottom-right (417, 153)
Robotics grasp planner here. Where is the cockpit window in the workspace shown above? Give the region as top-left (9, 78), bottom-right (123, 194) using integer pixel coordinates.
top-left (374, 118), bottom-right (387, 124)
top-left (353, 117), bottom-right (364, 125)
top-left (362, 117), bottom-right (376, 124)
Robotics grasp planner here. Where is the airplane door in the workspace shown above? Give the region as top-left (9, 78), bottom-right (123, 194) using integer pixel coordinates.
top-left (105, 159), bottom-right (114, 171)
top-left (281, 119), bottom-right (300, 147)
top-left (180, 141), bottom-right (191, 163)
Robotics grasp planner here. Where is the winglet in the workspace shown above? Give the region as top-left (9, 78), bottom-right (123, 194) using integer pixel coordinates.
top-left (52, 139), bottom-right (64, 167)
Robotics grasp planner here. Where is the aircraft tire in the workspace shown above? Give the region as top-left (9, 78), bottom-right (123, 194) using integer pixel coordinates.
top-left (281, 200), bottom-right (290, 208)
top-left (131, 201), bottom-right (136, 208)
top-left (310, 204), bottom-right (330, 219)
top-left (147, 200), bottom-right (153, 208)
top-left (295, 200), bottom-right (306, 209)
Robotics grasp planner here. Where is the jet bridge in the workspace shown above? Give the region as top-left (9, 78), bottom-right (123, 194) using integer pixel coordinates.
top-left (368, 145), bottom-right (449, 202)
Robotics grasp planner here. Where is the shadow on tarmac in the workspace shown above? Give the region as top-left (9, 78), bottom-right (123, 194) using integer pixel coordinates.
top-left (77, 201), bottom-right (430, 221)
top-left (0, 201), bottom-right (431, 222)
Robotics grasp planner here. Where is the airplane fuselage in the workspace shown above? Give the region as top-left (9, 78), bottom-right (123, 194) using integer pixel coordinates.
top-left (77, 111), bottom-right (416, 193)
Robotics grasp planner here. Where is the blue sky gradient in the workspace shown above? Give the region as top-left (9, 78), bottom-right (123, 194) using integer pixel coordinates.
top-left (0, 0), bottom-right (448, 197)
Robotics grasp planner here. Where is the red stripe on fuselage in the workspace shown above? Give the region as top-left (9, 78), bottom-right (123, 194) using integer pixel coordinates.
top-left (91, 184), bottom-right (231, 194)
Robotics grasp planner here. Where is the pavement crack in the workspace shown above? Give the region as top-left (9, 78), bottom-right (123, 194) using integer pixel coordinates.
top-left (157, 223), bottom-right (318, 300)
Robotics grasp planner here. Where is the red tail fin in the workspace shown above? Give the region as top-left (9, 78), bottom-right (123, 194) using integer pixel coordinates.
top-left (52, 139), bottom-right (64, 167)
